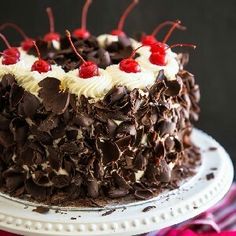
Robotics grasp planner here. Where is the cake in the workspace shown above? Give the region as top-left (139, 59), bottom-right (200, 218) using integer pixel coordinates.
top-left (0, 1), bottom-right (200, 207)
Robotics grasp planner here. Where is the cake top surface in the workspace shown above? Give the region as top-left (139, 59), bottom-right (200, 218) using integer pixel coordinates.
top-left (0, 0), bottom-right (196, 100)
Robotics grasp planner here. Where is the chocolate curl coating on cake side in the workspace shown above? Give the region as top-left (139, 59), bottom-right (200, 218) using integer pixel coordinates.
top-left (0, 33), bottom-right (200, 205)
top-left (0, 56), bottom-right (201, 204)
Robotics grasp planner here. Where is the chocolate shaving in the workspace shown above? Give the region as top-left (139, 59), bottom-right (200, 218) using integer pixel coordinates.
top-left (206, 173), bottom-right (214, 181)
top-left (134, 189), bottom-right (154, 200)
top-left (0, 131), bottom-right (14, 148)
top-left (38, 77), bottom-right (70, 115)
top-left (25, 178), bottom-right (52, 201)
top-left (19, 92), bottom-right (40, 118)
top-left (32, 206), bottom-right (49, 214)
top-left (101, 209), bottom-right (116, 216)
top-left (164, 78), bottom-right (182, 96)
top-left (209, 147), bottom-right (217, 151)
top-left (97, 139), bottom-right (121, 165)
top-left (87, 174), bottom-right (99, 198)
top-left (5, 173), bottom-right (25, 192)
top-left (108, 188), bottom-right (129, 198)
top-left (73, 113), bottom-right (94, 127)
top-left (10, 83), bottom-right (24, 107)
top-left (0, 115), bottom-right (10, 131)
top-left (38, 115), bottom-right (59, 132)
top-left (10, 118), bottom-right (29, 146)
top-left (52, 175), bottom-right (71, 188)
top-left (1, 74), bottom-right (15, 88)
top-left (104, 86), bottom-right (127, 105)
top-left (142, 205), bottom-right (156, 212)
top-left (156, 159), bottom-right (171, 183)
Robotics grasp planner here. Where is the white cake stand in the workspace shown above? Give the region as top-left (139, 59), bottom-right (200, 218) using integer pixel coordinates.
top-left (0, 129), bottom-right (234, 236)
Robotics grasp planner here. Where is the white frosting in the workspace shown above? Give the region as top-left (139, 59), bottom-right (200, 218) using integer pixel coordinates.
top-left (52, 40), bottom-right (60, 50)
top-left (135, 170), bottom-right (144, 181)
top-left (16, 64), bottom-right (65, 96)
top-left (97, 34), bottom-right (119, 47)
top-left (0, 52), bottom-right (65, 96)
top-left (0, 52), bottom-right (36, 80)
top-left (64, 68), bottom-right (113, 99)
top-left (97, 34), bottom-right (140, 50)
top-left (0, 38), bottom-right (180, 100)
top-left (137, 49), bottom-right (179, 80)
top-left (106, 64), bottom-right (155, 90)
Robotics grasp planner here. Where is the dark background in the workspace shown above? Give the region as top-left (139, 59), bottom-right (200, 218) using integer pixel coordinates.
top-left (0, 0), bottom-right (235, 173)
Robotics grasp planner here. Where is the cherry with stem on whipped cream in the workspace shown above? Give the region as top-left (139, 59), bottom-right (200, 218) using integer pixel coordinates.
top-left (141, 20), bottom-right (186, 46)
top-left (66, 30), bottom-right (99, 79)
top-left (150, 21), bottom-right (185, 54)
top-left (73, 0), bottom-right (92, 39)
top-left (31, 41), bottom-right (52, 73)
top-left (0, 33), bottom-right (20, 65)
top-left (119, 45), bottom-right (145, 73)
top-left (149, 43), bottom-right (196, 66)
top-left (43, 7), bottom-right (60, 42)
top-left (111, 0), bottom-right (139, 37)
top-left (0, 23), bottom-right (34, 51)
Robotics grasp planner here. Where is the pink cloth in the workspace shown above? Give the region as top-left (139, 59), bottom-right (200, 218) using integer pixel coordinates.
top-left (0, 184), bottom-right (236, 236)
top-left (163, 229), bottom-right (236, 236)
top-left (148, 184), bottom-right (236, 236)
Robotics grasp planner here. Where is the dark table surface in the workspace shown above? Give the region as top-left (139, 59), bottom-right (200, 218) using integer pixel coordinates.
top-left (0, 0), bottom-right (235, 174)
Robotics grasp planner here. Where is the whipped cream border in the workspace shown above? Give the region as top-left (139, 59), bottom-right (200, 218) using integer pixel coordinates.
top-left (0, 34), bottom-right (180, 99)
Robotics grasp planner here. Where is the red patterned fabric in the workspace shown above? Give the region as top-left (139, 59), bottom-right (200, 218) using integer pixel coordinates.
top-left (148, 184), bottom-right (236, 236)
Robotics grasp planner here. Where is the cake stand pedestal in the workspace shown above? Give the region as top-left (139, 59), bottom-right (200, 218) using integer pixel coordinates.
top-left (0, 129), bottom-right (234, 236)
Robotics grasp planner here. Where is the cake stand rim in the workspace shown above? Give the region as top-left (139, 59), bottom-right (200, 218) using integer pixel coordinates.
top-left (0, 128), bottom-right (233, 236)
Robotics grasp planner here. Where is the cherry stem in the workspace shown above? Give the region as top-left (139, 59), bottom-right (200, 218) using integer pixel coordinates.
top-left (151, 20), bottom-right (186, 37)
top-left (0, 33), bottom-right (11, 49)
top-left (0, 23), bottom-right (29, 39)
top-left (167, 43), bottom-right (196, 50)
top-left (162, 20), bottom-right (181, 44)
top-left (81, 0), bottom-right (92, 29)
top-left (32, 41), bottom-right (41, 59)
top-left (129, 45), bottom-right (145, 59)
top-left (66, 30), bottom-right (86, 63)
top-left (46, 7), bottom-right (55, 33)
top-left (117, 0), bottom-right (139, 31)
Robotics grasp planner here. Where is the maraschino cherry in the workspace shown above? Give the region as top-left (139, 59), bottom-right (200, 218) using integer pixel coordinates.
top-left (149, 20), bottom-right (185, 54)
top-left (0, 23), bottom-right (34, 51)
top-left (31, 41), bottom-right (52, 73)
top-left (119, 45), bottom-right (144, 73)
top-left (73, 0), bottom-right (92, 39)
top-left (149, 43), bottom-right (196, 66)
top-left (111, 0), bottom-right (139, 37)
top-left (0, 33), bottom-right (20, 65)
top-left (141, 20), bottom-right (186, 46)
top-left (43, 7), bottom-right (60, 42)
top-left (66, 30), bottom-right (99, 79)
